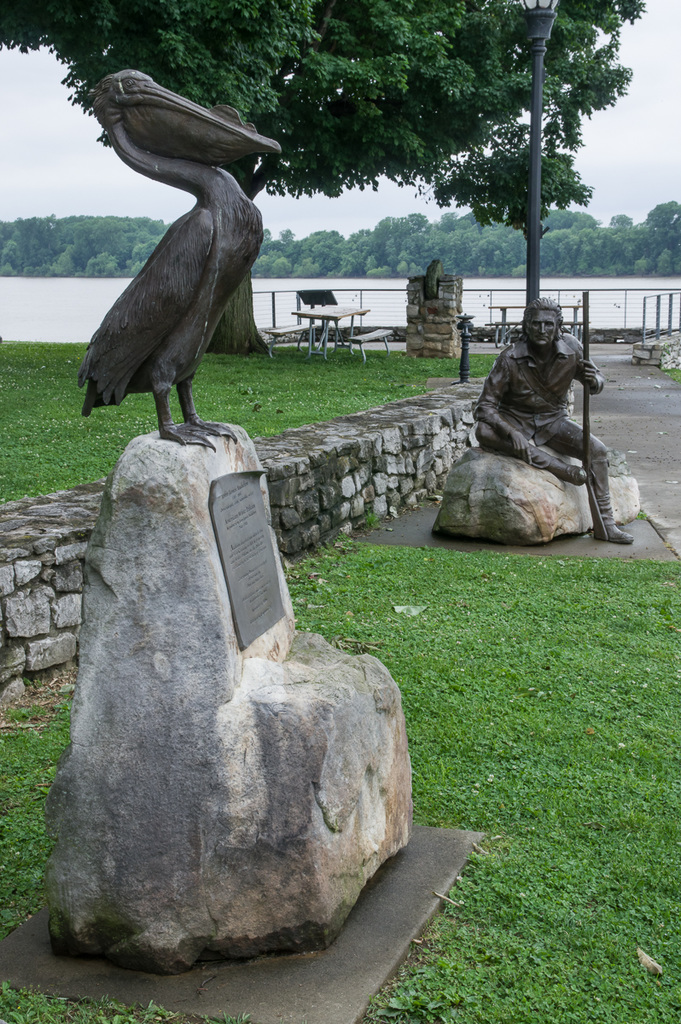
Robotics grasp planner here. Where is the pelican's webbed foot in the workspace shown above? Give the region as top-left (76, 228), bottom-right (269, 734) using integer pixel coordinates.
top-left (159, 421), bottom-right (218, 451)
top-left (182, 416), bottom-right (239, 445)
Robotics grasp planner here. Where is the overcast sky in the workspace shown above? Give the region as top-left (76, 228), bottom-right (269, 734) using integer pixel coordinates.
top-left (0, 1), bottom-right (678, 238)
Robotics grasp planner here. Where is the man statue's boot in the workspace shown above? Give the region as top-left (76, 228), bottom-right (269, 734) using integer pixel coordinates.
top-left (526, 446), bottom-right (587, 487)
top-left (590, 457), bottom-right (634, 544)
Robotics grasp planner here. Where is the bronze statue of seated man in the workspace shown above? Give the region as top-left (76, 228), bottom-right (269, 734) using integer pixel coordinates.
top-left (474, 297), bottom-right (633, 544)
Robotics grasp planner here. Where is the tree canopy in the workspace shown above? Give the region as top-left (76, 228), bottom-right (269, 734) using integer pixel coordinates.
top-left (1, 0), bottom-right (645, 224)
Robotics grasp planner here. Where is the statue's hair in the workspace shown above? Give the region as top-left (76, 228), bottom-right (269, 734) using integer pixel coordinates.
top-left (521, 297), bottom-right (564, 336)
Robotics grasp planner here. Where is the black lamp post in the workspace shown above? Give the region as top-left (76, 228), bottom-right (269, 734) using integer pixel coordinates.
top-left (521, 0), bottom-right (560, 305)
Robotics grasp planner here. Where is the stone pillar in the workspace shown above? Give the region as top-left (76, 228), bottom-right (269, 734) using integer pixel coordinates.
top-left (406, 270), bottom-right (463, 359)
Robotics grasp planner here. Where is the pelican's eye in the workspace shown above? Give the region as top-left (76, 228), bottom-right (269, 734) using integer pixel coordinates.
top-left (124, 78), bottom-right (136, 88)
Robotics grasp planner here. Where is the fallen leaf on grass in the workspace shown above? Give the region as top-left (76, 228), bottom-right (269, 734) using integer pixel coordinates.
top-left (637, 947), bottom-right (663, 975)
top-left (472, 843), bottom-right (489, 855)
top-left (432, 891), bottom-right (462, 907)
top-left (392, 605), bottom-right (427, 616)
top-left (331, 636), bottom-right (383, 654)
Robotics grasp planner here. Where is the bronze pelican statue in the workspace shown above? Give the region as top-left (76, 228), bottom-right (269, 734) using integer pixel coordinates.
top-left (78, 70), bottom-right (280, 448)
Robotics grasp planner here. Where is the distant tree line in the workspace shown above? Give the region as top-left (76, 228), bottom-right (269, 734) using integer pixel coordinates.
top-left (1, 203), bottom-right (679, 279)
top-left (253, 203), bottom-right (681, 278)
top-left (0, 215), bottom-right (167, 277)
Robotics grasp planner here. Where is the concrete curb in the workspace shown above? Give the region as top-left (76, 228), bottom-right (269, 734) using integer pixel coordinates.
top-left (0, 825), bottom-right (483, 1024)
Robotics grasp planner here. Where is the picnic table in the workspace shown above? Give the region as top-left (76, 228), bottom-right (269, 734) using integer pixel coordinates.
top-left (262, 290), bottom-right (394, 362)
top-left (293, 306), bottom-right (370, 360)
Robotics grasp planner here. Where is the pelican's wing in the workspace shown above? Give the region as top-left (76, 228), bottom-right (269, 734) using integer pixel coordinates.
top-left (78, 209), bottom-right (211, 405)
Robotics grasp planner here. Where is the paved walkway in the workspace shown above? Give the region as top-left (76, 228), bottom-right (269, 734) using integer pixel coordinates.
top-left (574, 344), bottom-right (681, 557)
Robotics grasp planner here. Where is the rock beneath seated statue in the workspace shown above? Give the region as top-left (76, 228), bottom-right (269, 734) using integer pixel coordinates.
top-left (45, 429), bottom-right (411, 975)
top-left (432, 447), bottom-right (639, 545)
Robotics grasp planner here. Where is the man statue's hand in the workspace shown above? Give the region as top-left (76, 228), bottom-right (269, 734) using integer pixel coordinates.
top-left (581, 359), bottom-right (601, 392)
top-left (508, 429), bottom-right (530, 459)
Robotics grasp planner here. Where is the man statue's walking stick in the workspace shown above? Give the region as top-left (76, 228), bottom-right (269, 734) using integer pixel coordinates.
top-left (581, 291), bottom-right (608, 540)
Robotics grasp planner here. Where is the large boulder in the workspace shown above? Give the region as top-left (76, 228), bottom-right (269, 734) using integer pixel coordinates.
top-left (45, 429), bottom-right (412, 974)
top-left (433, 447), bottom-right (639, 545)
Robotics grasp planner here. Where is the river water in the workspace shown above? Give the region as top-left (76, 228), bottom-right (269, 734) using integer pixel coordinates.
top-left (1, 275), bottom-right (680, 344)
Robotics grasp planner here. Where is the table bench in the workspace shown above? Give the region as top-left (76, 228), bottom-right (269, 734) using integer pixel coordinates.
top-left (293, 307), bottom-right (370, 359)
top-left (262, 318), bottom-right (391, 364)
top-left (340, 329), bottom-right (393, 364)
top-left (261, 325), bottom-right (306, 358)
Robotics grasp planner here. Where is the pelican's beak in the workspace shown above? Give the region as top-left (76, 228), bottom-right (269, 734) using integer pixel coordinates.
top-left (120, 78), bottom-right (281, 161)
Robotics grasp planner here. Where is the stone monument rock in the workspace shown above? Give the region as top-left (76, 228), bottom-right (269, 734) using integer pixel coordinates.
top-left (45, 429), bottom-right (412, 974)
top-left (433, 446), bottom-right (639, 545)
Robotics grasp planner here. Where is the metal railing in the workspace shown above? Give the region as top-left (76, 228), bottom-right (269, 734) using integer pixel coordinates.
top-left (461, 287), bottom-right (672, 333)
top-left (253, 285), bottom-right (678, 335)
top-left (642, 292), bottom-right (681, 345)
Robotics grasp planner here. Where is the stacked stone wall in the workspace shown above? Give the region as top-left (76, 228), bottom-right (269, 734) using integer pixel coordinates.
top-left (0, 483), bottom-right (103, 703)
top-left (0, 388), bottom-right (480, 701)
top-left (255, 387), bottom-right (478, 555)
top-left (661, 333), bottom-right (681, 370)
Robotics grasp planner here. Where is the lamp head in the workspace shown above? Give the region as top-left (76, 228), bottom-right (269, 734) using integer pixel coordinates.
top-left (521, 0), bottom-right (560, 40)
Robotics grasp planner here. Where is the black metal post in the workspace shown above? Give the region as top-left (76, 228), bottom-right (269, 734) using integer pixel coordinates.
top-left (526, 37), bottom-right (546, 305)
top-left (452, 314), bottom-right (474, 385)
top-left (522, 2), bottom-right (559, 305)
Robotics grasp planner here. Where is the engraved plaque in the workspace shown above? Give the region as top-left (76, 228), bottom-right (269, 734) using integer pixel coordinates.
top-left (210, 471), bottom-right (285, 650)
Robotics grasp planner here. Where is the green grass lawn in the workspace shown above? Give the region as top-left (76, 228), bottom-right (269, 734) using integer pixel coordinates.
top-left (2, 542), bottom-right (680, 1024)
top-left (2, 343), bottom-right (681, 1022)
top-left (0, 343), bottom-right (493, 503)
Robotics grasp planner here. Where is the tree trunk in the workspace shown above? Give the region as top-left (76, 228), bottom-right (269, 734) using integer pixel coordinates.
top-left (208, 273), bottom-right (267, 356)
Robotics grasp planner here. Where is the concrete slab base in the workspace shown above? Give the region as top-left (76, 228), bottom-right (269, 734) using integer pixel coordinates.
top-left (0, 825), bottom-right (483, 1024)
top-left (360, 503), bottom-right (676, 561)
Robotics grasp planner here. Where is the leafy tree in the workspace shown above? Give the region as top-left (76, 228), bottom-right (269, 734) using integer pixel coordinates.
top-left (1, 0), bottom-right (644, 349)
top-left (545, 210), bottom-right (600, 233)
top-left (609, 214), bottom-right (634, 230)
top-left (645, 202), bottom-right (681, 257)
top-left (656, 249), bottom-right (674, 276)
top-left (0, 238), bottom-right (19, 273)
